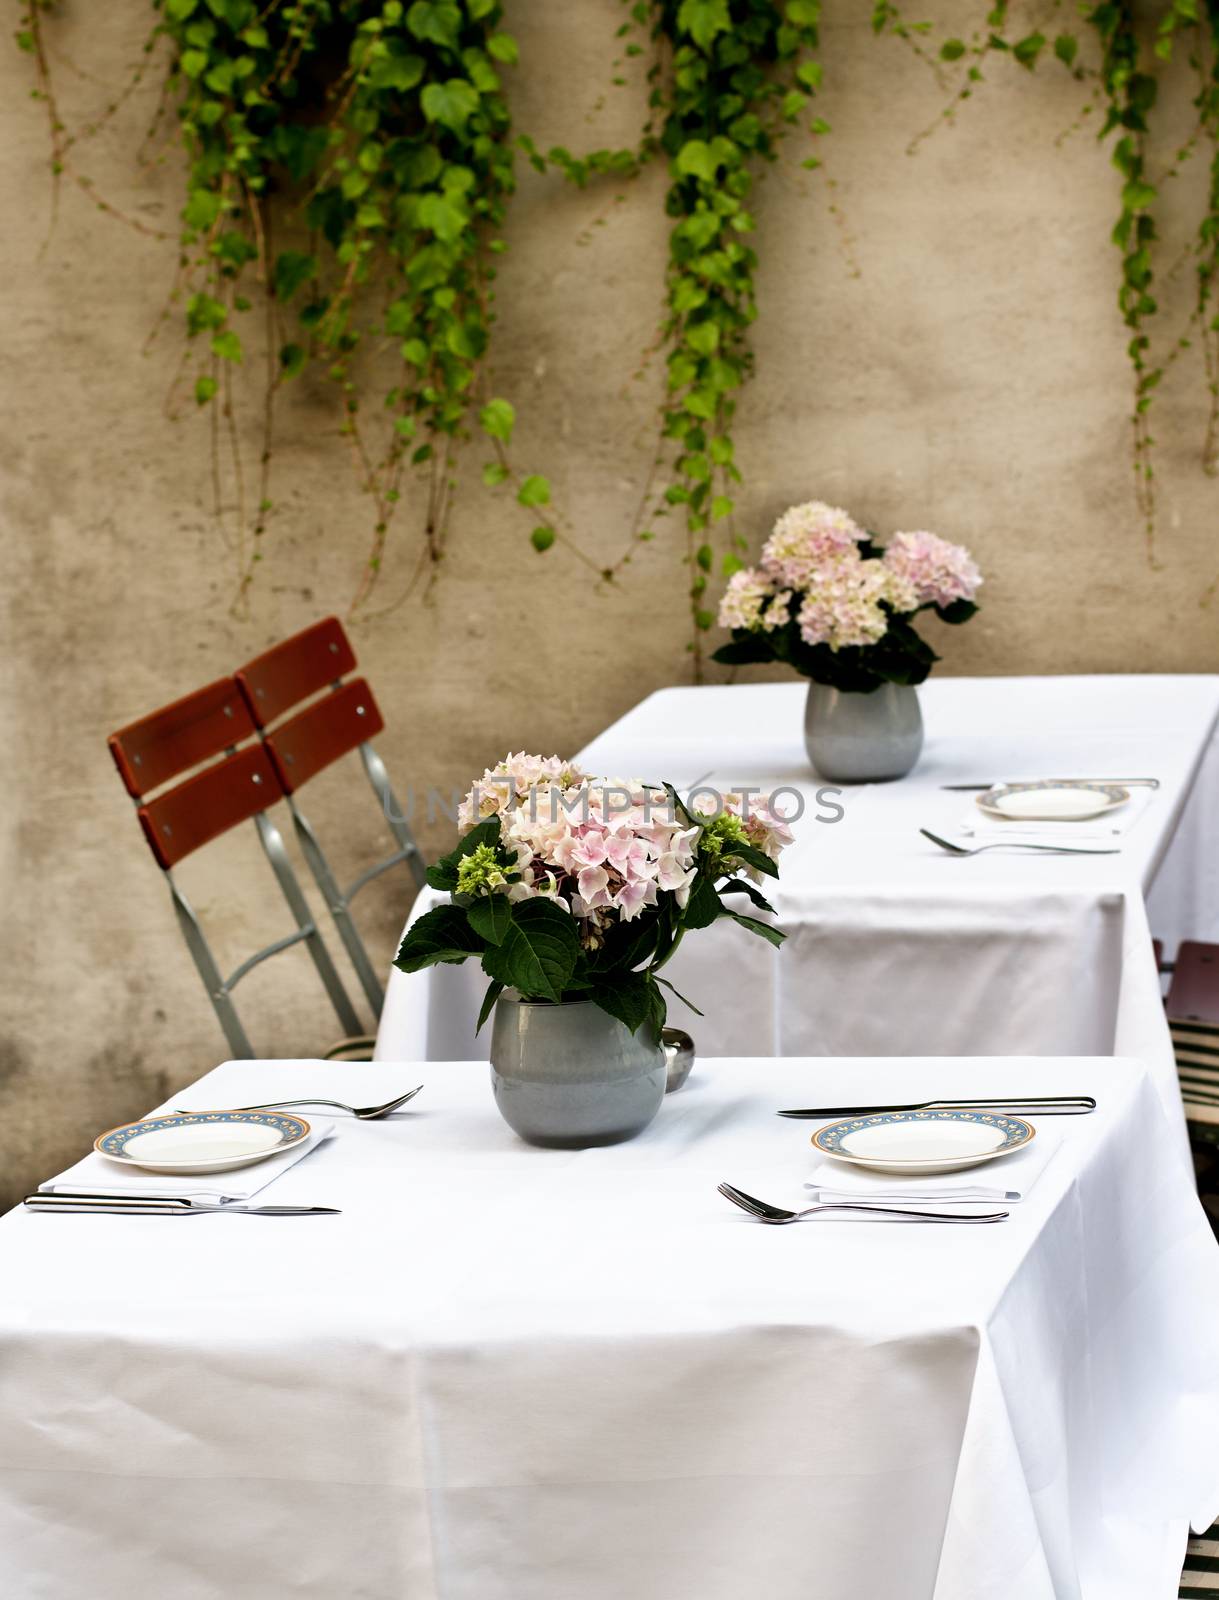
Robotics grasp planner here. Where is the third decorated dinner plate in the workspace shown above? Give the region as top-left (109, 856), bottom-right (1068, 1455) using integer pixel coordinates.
top-left (812, 1108), bottom-right (1035, 1175)
top-left (94, 1111), bottom-right (311, 1175)
top-left (976, 781), bottom-right (1129, 822)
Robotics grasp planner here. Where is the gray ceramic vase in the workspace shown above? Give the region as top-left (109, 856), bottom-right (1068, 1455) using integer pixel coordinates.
top-left (803, 681), bottom-right (924, 783)
top-left (490, 995), bottom-right (667, 1148)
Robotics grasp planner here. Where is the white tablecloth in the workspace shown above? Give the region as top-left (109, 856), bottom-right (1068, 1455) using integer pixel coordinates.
top-left (376, 676), bottom-right (1219, 1152)
top-left (2, 1056), bottom-right (1217, 1600)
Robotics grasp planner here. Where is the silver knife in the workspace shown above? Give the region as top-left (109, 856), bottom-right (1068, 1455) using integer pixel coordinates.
top-left (777, 1095), bottom-right (1096, 1118)
top-left (24, 1193), bottom-right (340, 1215)
top-left (941, 778), bottom-right (1159, 791)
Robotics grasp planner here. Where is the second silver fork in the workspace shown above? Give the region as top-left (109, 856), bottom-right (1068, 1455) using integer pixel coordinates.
top-left (718, 1182), bottom-right (1008, 1225)
top-left (173, 1086), bottom-right (423, 1120)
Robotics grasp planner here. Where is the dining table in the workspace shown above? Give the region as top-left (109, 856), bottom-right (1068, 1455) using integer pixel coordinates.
top-left (2, 1054), bottom-right (1217, 1600)
top-left (375, 674), bottom-right (1219, 1156)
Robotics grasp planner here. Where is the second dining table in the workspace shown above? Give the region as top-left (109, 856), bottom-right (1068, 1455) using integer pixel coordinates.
top-left (376, 674), bottom-right (1219, 1154)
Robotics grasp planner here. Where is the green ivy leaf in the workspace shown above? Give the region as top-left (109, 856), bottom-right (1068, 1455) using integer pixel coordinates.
top-left (531, 525), bottom-right (555, 552)
top-left (940, 37), bottom-right (966, 60)
top-left (421, 78), bottom-right (480, 133)
top-left (194, 375), bottom-right (218, 405)
top-left (1053, 33), bottom-right (1078, 66)
top-left (1013, 31), bottom-right (1046, 69)
top-left (279, 343), bottom-right (305, 379)
top-left (406, 0), bottom-right (461, 46)
top-left (368, 50), bottom-right (425, 92)
top-left (418, 189), bottom-right (469, 241)
top-left (675, 139), bottom-right (722, 182)
top-left (186, 293), bottom-right (226, 336)
top-left (479, 397), bottom-right (515, 442)
top-left (487, 32), bottom-right (519, 64)
top-left (210, 330), bottom-right (243, 363)
top-left (517, 473), bottom-right (551, 508)
top-left (677, 0), bottom-right (730, 51)
top-left (483, 461), bottom-right (510, 486)
top-left (183, 188), bottom-right (223, 232)
top-left (272, 251), bottom-right (316, 303)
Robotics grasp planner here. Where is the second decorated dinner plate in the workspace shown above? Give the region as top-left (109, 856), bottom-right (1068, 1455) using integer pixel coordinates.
top-left (976, 781), bottom-right (1129, 822)
top-left (812, 1108), bottom-right (1035, 1175)
top-left (94, 1111), bottom-right (311, 1175)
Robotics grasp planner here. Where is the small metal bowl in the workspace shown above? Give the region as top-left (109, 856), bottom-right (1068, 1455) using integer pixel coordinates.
top-left (662, 1028), bottom-right (695, 1093)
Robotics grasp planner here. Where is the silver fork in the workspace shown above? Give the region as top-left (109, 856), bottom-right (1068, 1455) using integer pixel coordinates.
top-left (173, 1086), bottom-right (423, 1120)
top-left (919, 828), bottom-right (1119, 858)
top-left (717, 1182), bottom-right (1008, 1225)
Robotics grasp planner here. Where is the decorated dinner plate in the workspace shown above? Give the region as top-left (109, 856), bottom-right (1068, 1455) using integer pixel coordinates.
top-left (976, 781), bottom-right (1129, 822)
top-left (93, 1111), bottom-right (311, 1175)
top-left (811, 1108), bottom-right (1035, 1175)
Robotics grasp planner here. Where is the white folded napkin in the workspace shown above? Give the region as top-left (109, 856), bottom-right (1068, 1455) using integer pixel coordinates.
top-left (40, 1118), bottom-right (335, 1203)
top-left (957, 784), bottom-right (1153, 845)
top-left (804, 1126), bottom-right (1061, 1203)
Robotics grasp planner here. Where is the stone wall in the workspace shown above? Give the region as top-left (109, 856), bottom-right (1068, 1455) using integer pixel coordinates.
top-left (3, 1), bottom-right (1217, 1205)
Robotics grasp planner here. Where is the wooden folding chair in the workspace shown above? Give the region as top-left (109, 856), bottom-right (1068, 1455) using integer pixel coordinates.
top-left (108, 677), bottom-right (363, 1058)
top-left (236, 618), bottom-right (425, 1014)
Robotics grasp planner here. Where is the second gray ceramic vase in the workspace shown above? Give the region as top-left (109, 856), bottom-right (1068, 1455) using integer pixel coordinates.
top-left (803, 681), bottom-right (924, 783)
top-left (490, 995), bottom-right (667, 1148)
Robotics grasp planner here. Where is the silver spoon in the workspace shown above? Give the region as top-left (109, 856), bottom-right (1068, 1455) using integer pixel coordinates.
top-left (717, 1182), bottom-right (1008, 1225)
top-left (172, 1086), bottom-right (423, 1120)
top-left (919, 828), bottom-right (1119, 858)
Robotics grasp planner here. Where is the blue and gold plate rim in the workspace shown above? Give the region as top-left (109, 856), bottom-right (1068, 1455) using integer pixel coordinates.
top-left (976, 780), bottom-right (1128, 818)
top-left (94, 1110), bottom-right (310, 1160)
top-left (811, 1107), bottom-right (1035, 1156)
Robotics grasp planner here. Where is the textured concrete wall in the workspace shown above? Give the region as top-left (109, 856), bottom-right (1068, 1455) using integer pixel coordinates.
top-left (3, 2), bottom-right (1218, 1206)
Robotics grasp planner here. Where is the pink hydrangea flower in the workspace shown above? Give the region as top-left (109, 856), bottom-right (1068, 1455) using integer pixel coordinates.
top-left (759, 501), bottom-right (864, 588)
top-left (455, 756), bottom-right (791, 949)
top-left (795, 549), bottom-right (892, 651)
top-left (882, 531), bottom-right (981, 609)
top-left (717, 568), bottom-right (775, 631)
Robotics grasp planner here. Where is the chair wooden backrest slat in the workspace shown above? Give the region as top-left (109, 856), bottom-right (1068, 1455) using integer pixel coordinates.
top-left (236, 617), bottom-right (357, 729)
top-left (109, 677), bottom-right (256, 798)
top-left (138, 744), bottom-right (284, 870)
top-left (264, 678), bottom-right (385, 795)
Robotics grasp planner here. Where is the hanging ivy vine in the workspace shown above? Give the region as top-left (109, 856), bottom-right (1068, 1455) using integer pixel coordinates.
top-left (17, 0), bottom-right (532, 611)
top-left (16, 1), bottom-right (1219, 629)
top-left (512, 0), bottom-right (828, 675)
top-left (875, 1), bottom-right (1219, 568)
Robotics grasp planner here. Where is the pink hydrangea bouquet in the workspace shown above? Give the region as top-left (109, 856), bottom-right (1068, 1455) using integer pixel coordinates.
top-left (713, 501), bottom-right (982, 691)
top-left (394, 753), bottom-right (793, 1033)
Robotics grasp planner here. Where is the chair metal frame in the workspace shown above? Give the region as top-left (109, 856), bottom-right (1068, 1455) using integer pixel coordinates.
top-left (109, 679), bottom-right (363, 1058)
top-left (237, 620), bottom-right (426, 1016)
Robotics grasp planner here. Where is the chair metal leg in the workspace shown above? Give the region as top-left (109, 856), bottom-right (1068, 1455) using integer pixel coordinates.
top-left (166, 872), bottom-right (255, 1059)
top-left (288, 799), bottom-right (386, 1015)
top-left (254, 811), bottom-right (364, 1036)
top-left (360, 741), bottom-right (427, 888)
